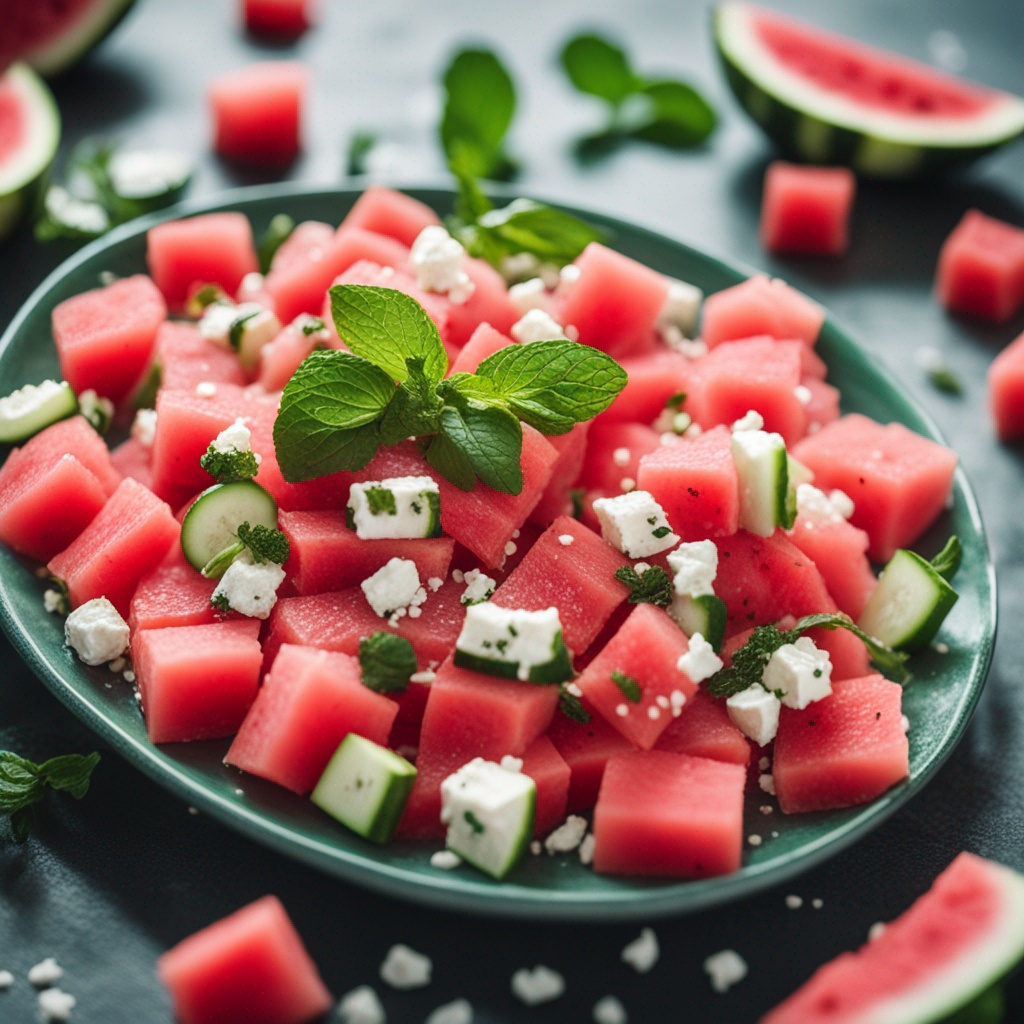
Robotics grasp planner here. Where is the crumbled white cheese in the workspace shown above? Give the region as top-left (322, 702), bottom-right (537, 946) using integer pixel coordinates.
top-left (786, 895), bottom-right (803, 909)
top-left (508, 277), bottom-right (549, 315)
top-left (759, 756), bottom-right (771, 771)
top-left (748, 834), bottom-right (763, 847)
top-left (727, 684), bottom-right (782, 746)
top-left (46, 186), bottom-right (110, 234)
top-left (427, 576), bottom-right (444, 592)
top-left (615, 703), bottom-right (629, 718)
top-left (762, 636), bottom-right (833, 709)
top-left (44, 590), bottom-right (65, 615)
top-left (612, 447), bottom-right (631, 467)
top-left (901, 714), bottom-right (911, 733)
top-left (677, 632), bottom-right (723, 684)
top-left (829, 489), bottom-right (855, 519)
top-left (107, 149), bottom-right (192, 199)
top-left (868, 921), bottom-right (887, 942)
top-left (210, 418), bottom-right (252, 454)
top-left (621, 928), bottom-right (659, 974)
top-left (131, 408), bottom-right (158, 449)
top-left (212, 554), bottom-right (286, 620)
top-left (667, 540), bottom-right (718, 597)
top-left (578, 833), bottom-right (596, 865)
top-left (557, 263), bottom-right (582, 293)
top-left (511, 308), bottom-right (568, 344)
top-left (592, 490), bottom-right (679, 558)
top-left (64, 598), bottom-right (130, 666)
top-left (455, 604), bottom-right (565, 681)
top-left (593, 995), bottom-right (628, 1024)
top-left (195, 382), bottom-right (217, 398)
top-left (38, 988), bottom-right (76, 1022)
top-left (731, 409), bottom-right (764, 433)
top-left (349, 476), bottom-right (440, 540)
top-left (460, 568), bottom-right (497, 606)
top-left (543, 814), bottom-right (588, 855)
top-left (759, 773), bottom-right (776, 796)
top-left (619, 477), bottom-right (636, 493)
top-left (703, 949), bottom-right (748, 993)
top-left (430, 849), bottom-right (463, 870)
top-left (657, 278), bottom-right (703, 339)
top-left (794, 384), bottom-right (813, 405)
top-left (812, 898), bottom-right (824, 909)
top-left (77, 389), bottom-right (113, 431)
top-left (511, 965), bottom-right (565, 1006)
top-left (499, 755), bottom-right (523, 773)
top-left (425, 998), bottom-right (473, 1024)
top-left (379, 944), bottom-right (432, 990)
top-left (795, 483), bottom-right (844, 525)
top-left (28, 959), bottom-right (63, 988)
top-left (558, 534), bottom-right (575, 547)
top-left (338, 985), bottom-right (386, 1024)
top-left (760, 805), bottom-right (773, 815)
top-left (0, 969), bottom-right (12, 990)
top-left (410, 226), bottom-right (475, 304)
top-left (199, 301), bottom-right (254, 346)
top-left (410, 670), bottom-right (436, 684)
top-left (361, 558), bottom-right (427, 622)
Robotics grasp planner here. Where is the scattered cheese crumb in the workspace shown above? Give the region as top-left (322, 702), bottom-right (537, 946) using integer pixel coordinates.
top-left (703, 950), bottom-right (748, 993)
top-left (677, 632), bottom-right (723, 684)
top-left (511, 965), bottom-right (565, 1006)
top-left (511, 308), bottom-right (568, 345)
top-left (868, 922), bottom-right (887, 942)
top-left (565, 682), bottom-right (583, 698)
top-left (38, 988), bottom-right (76, 1022)
top-left (338, 985), bottom-right (386, 1024)
top-left (619, 477), bottom-right (636, 492)
top-left (647, 706), bottom-right (660, 720)
top-left (578, 833), bottom-right (596, 866)
top-left (500, 755), bottom-right (524, 773)
top-left (43, 590), bottom-right (64, 614)
top-left (543, 814), bottom-right (588, 855)
top-left (759, 756), bottom-right (771, 771)
top-left (785, 895), bottom-right (803, 909)
top-left (508, 277), bottom-right (548, 315)
top-left (731, 409), bottom-right (764, 433)
top-left (812, 898), bottom-right (824, 909)
top-left (379, 944), bottom-right (432, 990)
top-left (425, 998), bottom-right (473, 1024)
top-left (748, 834), bottom-right (763, 847)
top-left (621, 928), bottom-right (659, 974)
top-left (558, 534), bottom-right (575, 546)
top-left (504, 540), bottom-right (517, 557)
top-left (758, 774), bottom-right (776, 796)
top-left (195, 382), bottom-right (217, 398)
top-left (935, 642), bottom-right (949, 654)
top-left (131, 408), bottom-right (158, 449)
top-left (410, 226), bottom-right (475, 303)
top-left (760, 805), bottom-right (773, 816)
top-left (410, 670), bottom-right (437, 684)
top-left (28, 959), bottom-right (63, 988)
top-left (593, 995), bottom-right (628, 1024)
top-left (794, 384), bottom-right (813, 405)
top-left (123, 669), bottom-right (136, 683)
top-left (427, 577), bottom-right (444, 592)
top-left (430, 850), bottom-right (462, 870)
top-left (530, 840), bottom-right (542, 856)
top-left (615, 703), bottom-right (629, 718)
top-left (187, 806), bottom-right (198, 816)
top-left (109, 657), bottom-right (126, 673)
top-left (612, 447), bottom-right (631, 467)
top-left (0, 970), bottom-right (13, 990)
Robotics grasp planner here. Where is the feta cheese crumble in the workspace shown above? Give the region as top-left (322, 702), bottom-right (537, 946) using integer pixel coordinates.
top-left (762, 636), bottom-right (833, 709)
top-left (361, 558), bottom-right (428, 623)
top-left (677, 632), bottom-right (723, 684)
top-left (338, 985), bottom-right (386, 1024)
top-left (612, 446), bottom-right (631, 467)
top-left (455, 603), bottom-right (565, 681)
top-left (511, 965), bottom-right (565, 1006)
top-left (425, 998), bottom-right (473, 1024)
top-left (28, 959), bottom-right (63, 988)
top-left (657, 278), bottom-right (703, 340)
top-left (460, 568), bottom-right (497, 606)
top-left (510, 308), bottom-right (568, 344)
top-left (348, 476), bottom-right (440, 540)
top-left (430, 849), bottom-right (462, 870)
top-left (592, 490), bottom-right (679, 558)
top-left (621, 928), bottom-right (659, 974)
top-left (379, 943), bottom-right (432, 989)
top-left (795, 484), bottom-right (854, 525)
top-left (210, 418), bottom-right (253, 455)
top-left (868, 921), bottom-right (887, 942)
top-left (198, 301), bottom-right (256, 347)
top-left (38, 988), bottom-right (76, 1022)
top-left (726, 684), bottom-right (782, 746)
top-left (64, 598), bottom-right (130, 666)
top-left (0, 969), bottom-right (12, 990)
top-left (211, 553), bottom-right (286, 620)
top-left (703, 949), bottom-right (748, 993)
top-left (593, 995), bottom-right (628, 1024)
top-left (195, 382), bottom-right (217, 398)
top-left (543, 814), bottom-right (588, 854)
top-left (131, 408), bottom-right (158, 449)
top-left (500, 755), bottom-right (523, 773)
top-left (578, 833), bottom-right (596, 865)
top-left (786, 894), bottom-right (803, 909)
top-left (759, 773), bottom-right (776, 796)
top-left (508, 277), bottom-right (549, 315)
top-left (44, 589), bottom-right (66, 615)
top-left (667, 539), bottom-right (718, 597)
top-left (410, 225), bottom-right (475, 303)
top-left (731, 409), bottom-right (764, 433)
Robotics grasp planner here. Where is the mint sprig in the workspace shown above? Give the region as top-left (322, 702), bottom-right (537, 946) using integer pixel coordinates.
top-left (360, 633), bottom-right (417, 693)
top-left (615, 564), bottom-right (673, 608)
top-left (274, 284), bottom-right (628, 493)
top-left (202, 521), bottom-right (290, 578)
top-left (258, 213), bottom-right (295, 273)
top-left (1, 750), bottom-right (100, 843)
top-left (200, 445), bottom-right (260, 483)
top-left (558, 686), bottom-right (591, 724)
top-left (930, 535), bottom-right (962, 581)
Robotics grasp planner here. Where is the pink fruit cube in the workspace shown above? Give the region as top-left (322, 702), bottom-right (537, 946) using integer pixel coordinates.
top-left (339, 186), bottom-right (442, 248)
top-left (760, 161), bottom-right (856, 256)
top-left (989, 329), bottom-right (1024, 440)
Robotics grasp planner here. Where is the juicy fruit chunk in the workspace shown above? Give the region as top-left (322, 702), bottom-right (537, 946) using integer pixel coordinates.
top-left (547, 703), bottom-right (634, 813)
top-left (243, 0), bottom-right (311, 38)
top-left (520, 736), bottom-right (571, 837)
top-left (129, 558), bottom-right (222, 633)
top-left (157, 895), bottom-right (332, 1024)
top-left (151, 321), bottom-right (247, 393)
top-left (339, 185), bottom-right (442, 248)
top-left (761, 162), bottom-right (856, 257)
top-left (989, 329), bottom-right (1024, 441)
top-left (701, 274), bottom-right (824, 349)
top-left (655, 687), bottom-right (752, 766)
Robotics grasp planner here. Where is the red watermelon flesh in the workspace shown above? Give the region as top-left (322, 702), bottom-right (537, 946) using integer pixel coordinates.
top-left (279, 509), bottom-right (454, 595)
top-left (388, 676), bottom-right (432, 752)
top-left (6, 415), bottom-right (121, 496)
top-left (773, 674), bottom-right (909, 814)
top-left (637, 425), bottom-right (739, 540)
top-left (989, 328), bottom-right (1024, 441)
top-left (243, 0), bottom-right (312, 39)
top-left (226, 644), bottom-right (398, 794)
top-left (443, 257), bottom-right (518, 348)
top-left (48, 477), bottom-right (179, 616)
top-left (110, 437), bottom-right (152, 490)
top-left (759, 853), bottom-right (1023, 1024)
top-left (788, 513), bottom-right (877, 620)
top-left (579, 421), bottom-right (661, 494)
top-left (761, 162), bottom-right (856, 257)
top-left (51, 274), bottom-right (166, 404)
top-left (147, 213), bottom-right (259, 312)
top-left (134, 619), bottom-right (262, 744)
top-left (528, 422), bottom-right (590, 526)
top-left (576, 604), bottom-right (698, 749)
top-left (559, 243), bottom-right (669, 359)
top-left (936, 208), bottom-right (1024, 324)
top-left (491, 515), bottom-right (630, 655)
top-left (157, 894), bottom-right (332, 1024)
top-left (128, 560), bottom-right (224, 634)
top-left (596, 350), bottom-right (692, 426)
top-left (520, 735), bottom-right (571, 837)
top-left (701, 274), bottom-right (824, 349)
top-left (685, 337), bottom-right (808, 443)
top-left (153, 321), bottom-right (247, 393)
top-left (655, 687), bottom-right (752, 767)
top-left (802, 376), bottom-right (840, 433)
top-left (339, 186), bottom-right (442, 249)
top-left (793, 413), bottom-right (957, 562)
top-left (449, 322), bottom-right (514, 375)
top-left (593, 751), bottom-right (746, 878)
top-left (258, 320), bottom-right (320, 393)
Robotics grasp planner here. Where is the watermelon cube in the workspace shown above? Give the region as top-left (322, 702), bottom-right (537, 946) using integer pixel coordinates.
top-left (443, 257), bottom-right (518, 348)
top-left (576, 605), bottom-right (698, 749)
top-left (4, 415), bottom-right (121, 496)
top-left (157, 895), bottom-right (332, 1024)
top-left (773, 674), bottom-right (909, 814)
top-left (491, 515), bottom-right (629, 655)
top-left (701, 274), bottom-right (825, 349)
top-left (51, 274), bottom-right (167, 404)
top-left (387, 675), bottom-right (433, 751)
top-left (520, 735), bottom-right (571, 837)
top-left (593, 751), bottom-right (746, 878)
top-left (559, 243), bottom-right (670, 358)
top-left (528, 422), bottom-right (590, 527)
top-left (148, 213), bottom-right (259, 311)
top-left (449, 322), bottom-right (515, 375)
top-left (579, 421), bottom-right (662, 496)
top-left (793, 414), bottom-right (957, 562)
top-left (225, 644), bottom-right (398, 794)
top-left (129, 560), bottom-right (223, 634)
top-left (801, 376), bottom-right (840, 434)
top-left (48, 478), bottom-right (180, 616)
top-left (243, 0), bottom-right (312, 39)
top-left (110, 437), bottom-right (153, 490)
top-left (760, 162), bottom-right (856, 256)
top-left (133, 620), bottom-right (263, 744)
top-left (654, 687), bottom-right (752, 767)
top-left (596, 350), bottom-right (692, 426)
top-left (936, 208), bottom-right (1024, 323)
top-left (637, 425), bottom-right (739, 540)
top-left (257, 320), bottom-right (320, 393)
top-left (988, 329), bottom-right (1024, 441)
top-left (339, 186), bottom-right (442, 248)
top-left (209, 62), bottom-right (307, 168)
top-left (152, 321), bottom-right (247, 393)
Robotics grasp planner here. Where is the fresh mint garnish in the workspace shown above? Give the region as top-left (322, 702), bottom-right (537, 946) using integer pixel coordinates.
top-left (258, 213), bottom-right (295, 273)
top-left (228, 309), bottom-right (261, 351)
top-left (365, 487), bottom-right (398, 516)
top-left (930, 536), bottom-right (962, 581)
top-left (210, 592), bottom-right (231, 616)
top-left (186, 284), bottom-right (230, 319)
top-left (359, 632), bottom-right (417, 693)
top-left (202, 521), bottom-right (290, 578)
top-left (927, 366), bottom-right (963, 396)
top-left (301, 317), bottom-right (326, 336)
top-left (1, 750), bottom-right (100, 844)
top-left (615, 564), bottom-right (673, 607)
top-left (558, 686), bottom-right (591, 724)
top-left (346, 131), bottom-right (378, 176)
top-left (611, 669), bottom-right (642, 703)
top-left (200, 444), bottom-right (260, 483)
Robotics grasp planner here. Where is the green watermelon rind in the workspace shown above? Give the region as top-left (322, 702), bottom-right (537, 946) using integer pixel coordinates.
top-left (0, 63), bottom-right (60, 244)
top-left (713, 2), bottom-right (1024, 178)
top-left (20, 0), bottom-right (138, 78)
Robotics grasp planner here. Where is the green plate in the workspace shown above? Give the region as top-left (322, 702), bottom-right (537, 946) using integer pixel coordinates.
top-left (0, 184), bottom-right (996, 921)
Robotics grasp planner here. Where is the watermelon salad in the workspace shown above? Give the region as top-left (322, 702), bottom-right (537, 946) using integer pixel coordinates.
top-left (0, 185), bottom-right (965, 883)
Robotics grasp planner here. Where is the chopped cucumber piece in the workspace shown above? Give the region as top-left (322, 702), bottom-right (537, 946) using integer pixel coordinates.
top-left (669, 593), bottom-right (727, 653)
top-left (732, 429), bottom-right (795, 537)
top-left (77, 389), bottom-right (113, 434)
top-left (180, 480), bottom-right (278, 572)
top-left (858, 548), bottom-right (959, 652)
top-left (229, 307), bottom-right (282, 372)
top-left (454, 604), bottom-right (573, 683)
top-left (311, 734), bottom-right (416, 844)
top-left (0, 379), bottom-right (78, 444)
top-left (348, 476), bottom-right (442, 539)
top-left (440, 758), bottom-right (536, 880)
top-left (131, 360), bottom-right (162, 410)
top-left (107, 149), bottom-right (193, 206)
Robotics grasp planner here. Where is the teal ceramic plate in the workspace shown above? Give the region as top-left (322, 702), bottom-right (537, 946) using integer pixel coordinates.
top-left (0, 184), bottom-right (996, 921)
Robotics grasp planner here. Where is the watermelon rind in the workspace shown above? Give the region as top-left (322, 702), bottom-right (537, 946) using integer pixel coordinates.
top-left (713, 2), bottom-right (1024, 178)
top-left (0, 63), bottom-right (60, 243)
top-left (19, 0), bottom-right (138, 78)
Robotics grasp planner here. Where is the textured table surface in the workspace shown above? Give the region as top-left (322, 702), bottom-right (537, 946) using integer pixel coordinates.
top-left (2, 0), bottom-right (1023, 1021)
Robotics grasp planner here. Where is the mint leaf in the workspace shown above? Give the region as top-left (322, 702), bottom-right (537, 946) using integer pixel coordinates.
top-left (200, 445), bottom-right (260, 483)
top-left (477, 200), bottom-right (605, 267)
top-left (629, 80), bottom-right (717, 148)
top-left (258, 213), bottom-right (295, 273)
top-left (359, 632), bottom-right (417, 693)
top-left (438, 402), bottom-right (523, 494)
top-left (476, 340), bottom-right (628, 433)
top-left (346, 131), bottom-right (377, 176)
top-left (452, 158), bottom-right (495, 222)
top-left (423, 431), bottom-right (477, 491)
top-left (706, 624), bottom-right (788, 698)
top-left (614, 565), bottom-right (673, 607)
top-left (441, 373), bottom-right (501, 405)
top-left (377, 358), bottom-right (445, 446)
top-left (611, 669), bottom-right (642, 703)
top-left (329, 285), bottom-right (447, 384)
top-left (236, 522), bottom-right (290, 565)
top-left (558, 687), bottom-right (591, 724)
top-left (1, 749), bottom-right (100, 843)
top-left (560, 34), bottom-right (639, 107)
top-left (789, 613), bottom-right (910, 684)
top-left (927, 366), bottom-right (963, 395)
top-left (186, 284), bottom-right (230, 318)
top-left (441, 48), bottom-right (517, 180)
top-left (930, 536), bottom-right (962, 581)
top-left (37, 752), bottom-right (101, 799)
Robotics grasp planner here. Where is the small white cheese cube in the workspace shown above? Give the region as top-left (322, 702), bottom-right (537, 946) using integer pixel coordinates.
top-left (460, 567), bottom-right (496, 606)
top-left (508, 277), bottom-right (549, 315)
top-left (212, 555), bottom-right (286, 620)
top-left (234, 308), bottom-right (283, 370)
top-left (456, 604), bottom-right (564, 681)
top-left (198, 301), bottom-right (253, 347)
top-left (348, 476), bottom-right (440, 540)
top-left (211, 417), bottom-right (252, 454)
top-left (131, 408), bottom-right (158, 449)
top-left (64, 597), bottom-right (130, 666)
top-left (795, 483), bottom-right (844, 524)
top-left (621, 928), bottom-right (660, 973)
top-left (379, 944), bottom-right (432, 989)
top-left (667, 539), bottom-right (719, 597)
top-left (510, 308), bottom-right (568, 345)
top-left (703, 949), bottom-right (748, 993)
top-left (510, 965), bottom-right (565, 1006)
top-left (591, 490), bottom-right (679, 558)
top-left (410, 226), bottom-right (475, 303)
top-left (762, 636), bottom-right (833, 709)
top-left (657, 278), bottom-right (703, 339)
top-left (726, 685), bottom-right (782, 746)
top-left (677, 632), bottom-right (723, 684)
top-left (731, 409), bottom-right (765, 433)
top-left (360, 557), bottom-right (426, 620)
top-left (338, 985), bottom-right (386, 1024)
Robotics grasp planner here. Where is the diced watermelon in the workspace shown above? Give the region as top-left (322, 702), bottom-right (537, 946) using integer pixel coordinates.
top-left (129, 560), bottom-right (223, 634)
top-left (148, 213), bottom-right (259, 311)
top-left (48, 478), bottom-right (180, 616)
top-left (152, 321), bottom-right (247, 393)
top-left (110, 437), bottom-right (153, 490)
top-left (339, 186), bottom-right (442, 248)
top-left (491, 515), bottom-right (629, 655)
top-left (579, 421), bottom-right (661, 495)
top-left (988, 329), bottom-right (1024, 441)
top-left (449, 322), bottom-right (515, 375)
top-left (157, 895), bottom-right (332, 1024)
top-left (443, 257), bottom-right (518, 348)
top-left (593, 751), bottom-right (746, 878)
top-left (655, 687), bottom-right (752, 767)
top-left (801, 376), bottom-right (840, 433)
top-left (701, 274), bottom-right (825, 348)
top-left (3, 415), bottom-right (121, 496)
top-left (388, 675), bottom-right (432, 752)
top-left (773, 674), bottom-right (909, 814)
top-left (133, 620), bottom-right (263, 744)
top-left (637, 425), bottom-right (739, 540)
top-left (520, 735), bottom-right (571, 837)
top-left (761, 162), bottom-right (856, 256)
top-left (209, 62), bottom-right (307, 168)
top-left (576, 605), bottom-right (698, 749)
top-left (279, 510), bottom-right (454, 595)
top-left (243, 0), bottom-right (312, 38)
top-left (596, 350), bottom-right (692, 425)
top-left (225, 644), bottom-right (398, 794)
top-left (51, 274), bottom-right (166, 404)
top-left (559, 243), bottom-right (669, 358)
top-left (258, 320), bottom-right (320, 393)
top-left (936, 208), bottom-right (1024, 323)
top-left (793, 414), bottom-right (958, 562)
top-left (788, 513), bottom-right (876, 620)
top-left (528, 422), bottom-right (590, 526)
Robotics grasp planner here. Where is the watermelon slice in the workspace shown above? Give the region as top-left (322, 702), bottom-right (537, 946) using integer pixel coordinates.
top-left (989, 330), bottom-right (1024, 442)
top-left (714, 3), bottom-right (1024, 178)
top-left (760, 853), bottom-right (1024, 1024)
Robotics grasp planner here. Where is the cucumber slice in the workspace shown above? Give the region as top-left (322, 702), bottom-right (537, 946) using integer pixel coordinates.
top-left (311, 734), bottom-right (416, 845)
top-left (857, 549), bottom-right (959, 653)
top-left (732, 429), bottom-right (795, 537)
top-left (179, 480), bottom-right (278, 572)
top-left (454, 603), bottom-right (573, 684)
top-left (0, 379), bottom-right (77, 443)
top-left (454, 638), bottom-right (574, 684)
top-left (669, 593), bottom-right (727, 653)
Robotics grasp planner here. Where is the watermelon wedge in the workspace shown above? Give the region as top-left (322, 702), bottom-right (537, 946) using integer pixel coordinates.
top-left (714, 3), bottom-right (1024, 178)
